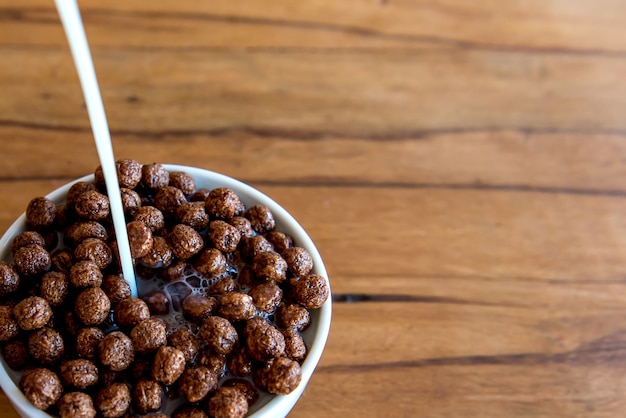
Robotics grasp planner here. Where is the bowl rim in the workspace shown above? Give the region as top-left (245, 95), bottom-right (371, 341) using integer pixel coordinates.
top-left (0, 164), bottom-right (332, 418)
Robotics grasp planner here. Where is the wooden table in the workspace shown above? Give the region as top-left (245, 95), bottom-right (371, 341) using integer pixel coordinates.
top-left (2, 0), bottom-right (626, 416)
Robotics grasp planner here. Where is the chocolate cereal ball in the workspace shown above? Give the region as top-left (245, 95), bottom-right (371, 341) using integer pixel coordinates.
top-left (199, 316), bottom-right (238, 355)
top-left (130, 318), bottom-right (167, 353)
top-left (52, 248), bottom-right (74, 274)
top-left (252, 251), bottom-right (288, 283)
top-left (133, 206), bottom-right (166, 233)
top-left (249, 282), bottom-right (282, 314)
top-left (265, 231), bottom-right (294, 254)
top-left (142, 163), bottom-right (170, 190)
top-left (14, 296), bottom-right (52, 331)
top-left (76, 327), bottom-right (105, 360)
top-left (151, 345), bottom-right (186, 385)
top-left (208, 220), bottom-right (241, 253)
top-left (140, 236), bottom-right (173, 269)
top-left (289, 274), bottom-right (329, 309)
top-left (245, 204), bottom-right (275, 234)
top-left (59, 358), bottom-right (99, 389)
top-left (209, 277), bottom-right (237, 296)
top-left (133, 379), bottom-right (162, 414)
top-left (283, 328), bottom-right (307, 362)
top-left (229, 216), bottom-right (254, 239)
top-left (208, 386), bottom-right (248, 418)
top-left (0, 305), bottom-right (19, 341)
top-left (74, 237), bottom-right (112, 270)
top-left (67, 181), bottom-right (96, 208)
top-left (143, 290), bottom-right (170, 315)
top-left (218, 293), bottom-right (255, 321)
top-left (205, 188), bottom-right (245, 220)
top-left (26, 197), bottom-right (57, 229)
top-left (11, 231), bottom-right (46, 256)
top-left (99, 331), bottom-right (134, 371)
top-left (182, 294), bottom-right (216, 324)
top-left (127, 220), bottom-right (153, 259)
top-left (276, 302), bottom-right (311, 331)
top-left (173, 406), bottom-right (209, 418)
top-left (58, 392), bottom-right (96, 418)
top-left (74, 190), bottom-right (110, 221)
top-left (14, 244), bottom-right (51, 277)
top-left (162, 260), bottom-right (188, 283)
top-left (282, 246), bottom-right (314, 277)
top-left (169, 171), bottom-right (196, 195)
top-left (189, 188), bottom-right (210, 202)
top-left (169, 224), bottom-right (203, 260)
top-left (167, 328), bottom-right (199, 363)
top-left (70, 260), bottom-right (103, 288)
top-left (178, 366), bottom-right (217, 403)
top-left (0, 261), bottom-right (20, 297)
top-left (115, 158), bottom-right (142, 189)
top-left (75, 287), bottom-right (111, 326)
top-left (193, 248), bottom-right (226, 278)
top-left (154, 186), bottom-right (187, 218)
top-left (120, 187), bottom-right (142, 216)
top-left (97, 383), bottom-right (131, 418)
top-left (40, 271), bottom-right (68, 307)
top-left (264, 357), bottom-right (302, 395)
top-left (64, 221), bottom-right (108, 247)
top-left (176, 202), bottom-right (209, 231)
top-left (28, 327), bottom-right (64, 365)
top-left (222, 379), bottom-right (259, 407)
top-left (245, 318), bottom-right (285, 362)
top-left (114, 297), bottom-right (150, 328)
top-left (196, 350), bottom-right (226, 377)
top-left (19, 367), bottom-right (63, 410)
top-left (102, 275), bottom-right (132, 305)
top-left (227, 347), bottom-right (253, 377)
top-left (240, 235), bottom-right (273, 261)
top-left (3, 339), bottom-right (28, 370)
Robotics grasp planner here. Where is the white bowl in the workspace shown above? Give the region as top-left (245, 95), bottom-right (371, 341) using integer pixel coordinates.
top-left (0, 164), bottom-right (332, 418)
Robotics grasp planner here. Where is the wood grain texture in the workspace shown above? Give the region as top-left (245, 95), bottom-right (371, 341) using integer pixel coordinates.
top-left (2, 0), bottom-right (626, 417)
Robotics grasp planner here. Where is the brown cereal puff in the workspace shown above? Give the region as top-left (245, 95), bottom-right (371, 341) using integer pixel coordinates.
top-left (52, 249), bottom-right (74, 274)
top-left (94, 166), bottom-right (105, 190)
top-left (76, 327), bottom-right (105, 360)
top-left (114, 298), bottom-right (150, 328)
top-left (218, 293), bottom-right (255, 321)
top-left (245, 319), bottom-right (285, 362)
top-left (142, 290), bottom-right (170, 315)
top-left (245, 204), bottom-right (275, 234)
top-left (99, 331), bottom-right (134, 371)
top-left (0, 261), bottom-right (20, 297)
top-left (99, 369), bottom-right (125, 388)
top-left (14, 296), bottom-right (52, 331)
top-left (249, 282), bottom-right (283, 314)
top-left (74, 190), bottom-right (110, 221)
top-left (282, 247), bottom-right (314, 277)
top-left (40, 271), bottom-right (69, 307)
top-left (102, 274), bottom-right (132, 305)
top-left (0, 305), bottom-right (19, 342)
top-left (97, 383), bottom-right (131, 418)
top-left (195, 350), bottom-right (225, 377)
top-left (227, 346), bottom-right (253, 377)
top-left (19, 367), bottom-right (63, 410)
top-left (252, 251), bottom-right (288, 283)
top-left (75, 237), bottom-right (112, 270)
top-left (283, 328), bottom-right (307, 362)
top-left (189, 188), bottom-right (210, 203)
top-left (127, 220), bottom-right (153, 259)
top-left (162, 260), bottom-right (188, 283)
top-left (209, 276), bottom-right (237, 296)
top-left (229, 216), bottom-right (254, 239)
top-left (173, 405), bottom-right (209, 418)
top-left (276, 302), bottom-right (311, 331)
top-left (133, 206), bottom-right (166, 233)
top-left (151, 345), bottom-right (186, 385)
top-left (141, 163), bottom-right (170, 191)
top-left (179, 366), bottom-right (218, 403)
top-left (67, 181), bottom-right (96, 208)
top-left (28, 327), bottom-right (64, 365)
top-left (3, 339), bottom-right (28, 370)
top-left (205, 188), bottom-right (245, 220)
top-left (130, 318), bottom-right (167, 354)
top-left (167, 328), bottom-right (199, 363)
top-left (265, 357), bottom-right (302, 395)
top-left (289, 274), bottom-right (330, 309)
top-left (193, 248), bottom-right (226, 278)
top-left (169, 224), bottom-right (203, 260)
top-left (55, 203), bottom-right (74, 228)
top-left (58, 392), bottom-right (96, 418)
top-left (75, 287), bottom-right (111, 326)
top-left (133, 379), bottom-right (162, 414)
top-left (182, 294), bottom-right (216, 324)
top-left (265, 231), bottom-right (294, 255)
top-left (14, 244), bottom-right (51, 277)
top-left (176, 202), bottom-right (209, 231)
top-left (199, 316), bottom-right (238, 355)
top-left (223, 379), bottom-right (258, 407)
top-left (26, 197), bottom-right (57, 229)
top-left (60, 358), bottom-right (99, 389)
top-left (120, 187), bottom-right (142, 216)
top-left (240, 235), bottom-right (273, 261)
top-left (70, 260), bottom-right (103, 288)
top-left (154, 186), bottom-right (187, 218)
top-left (11, 231), bottom-right (46, 256)
top-left (64, 221), bottom-right (108, 247)
top-left (140, 236), bottom-right (173, 269)
top-left (115, 158), bottom-right (142, 189)
top-left (208, 386), bottom-right (248, 418)
top-left (208, 220), bottom-right (241, 253)
top-left (169, 171), bottom-right (196, 195)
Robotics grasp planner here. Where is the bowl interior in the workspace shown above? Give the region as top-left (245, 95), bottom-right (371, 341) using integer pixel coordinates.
top-left (0, 164), bottom-right (332, 418)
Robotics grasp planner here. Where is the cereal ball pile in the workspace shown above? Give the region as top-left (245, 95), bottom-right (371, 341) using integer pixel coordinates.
top-left (0, 160), bottom-right (330, 418)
